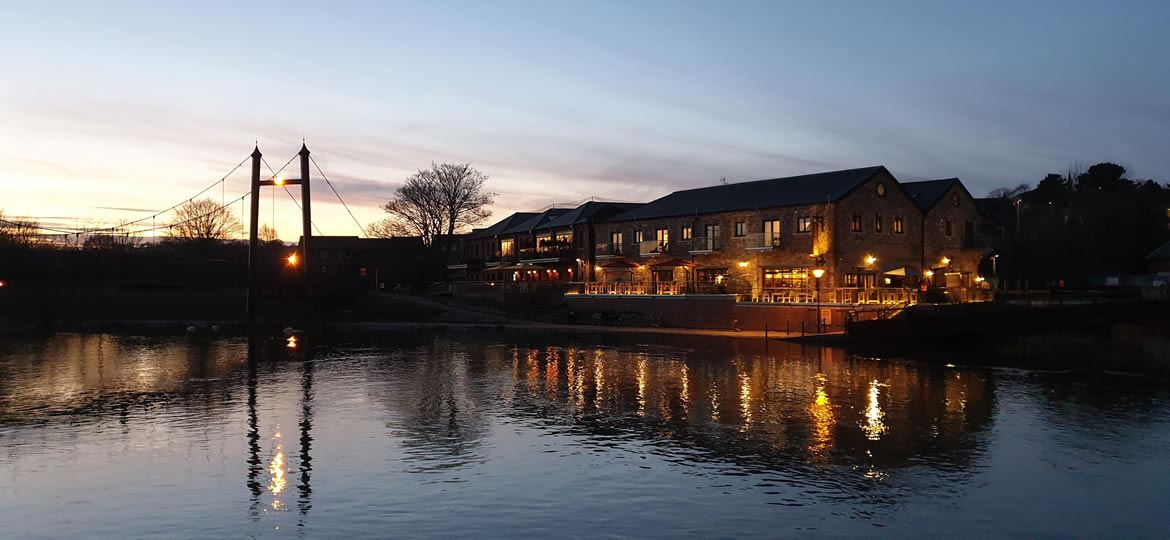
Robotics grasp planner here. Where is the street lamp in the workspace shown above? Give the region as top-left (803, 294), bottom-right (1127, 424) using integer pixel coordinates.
top-left (287, 253), bottom-right (297, 266)
top-left (812, 267), bottom-right (825, 333)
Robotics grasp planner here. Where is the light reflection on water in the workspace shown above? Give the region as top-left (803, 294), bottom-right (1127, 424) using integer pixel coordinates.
top-left (0, 332), bottom-right (1168, 537)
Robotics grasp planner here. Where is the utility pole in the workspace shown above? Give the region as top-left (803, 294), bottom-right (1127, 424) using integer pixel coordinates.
top-left (246, 146), bottom-right (262, 320)
top-left (299, 144), bottom-right (313, 314)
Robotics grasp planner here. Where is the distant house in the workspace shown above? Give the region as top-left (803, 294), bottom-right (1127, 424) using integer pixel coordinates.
top-left (300, 236), bottom-right (426, 296)
top-left (1147, 240), bottom-right (1170, 274)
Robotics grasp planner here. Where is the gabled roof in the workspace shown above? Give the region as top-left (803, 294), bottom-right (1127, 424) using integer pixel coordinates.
top-left (467, 212), bottom-right (538, 239)
top-left (1147, 240), bottom-right (1170, 261)
top-left (499, 208), bottom-right (572, 234)
top-left (602, 166), bottom-right (889, 222)
top-left (903, 178), bottom-right (969, 211)
top-left (540, 201), bottom-right (642, 230)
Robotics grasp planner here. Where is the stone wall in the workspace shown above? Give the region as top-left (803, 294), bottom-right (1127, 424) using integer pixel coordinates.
top-left (923, 184), bottom-right (985, 286)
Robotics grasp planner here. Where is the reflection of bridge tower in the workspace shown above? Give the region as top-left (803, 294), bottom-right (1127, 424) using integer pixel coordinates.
top-left (246, 144), bottom-right (312, 319)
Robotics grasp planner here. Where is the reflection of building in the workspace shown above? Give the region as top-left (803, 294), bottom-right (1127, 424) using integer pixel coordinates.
top-left (454, 167), bottom-right (987, 302)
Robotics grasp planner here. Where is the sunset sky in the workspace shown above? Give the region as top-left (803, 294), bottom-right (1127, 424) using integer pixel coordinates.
top-left (2, 0), bottom-right (1168, 239)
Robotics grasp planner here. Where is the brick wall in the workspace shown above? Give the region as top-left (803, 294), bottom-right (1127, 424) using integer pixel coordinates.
top-left (831, 171), bottom-right (924, 286)
top-left (923, 184), bottom-right (984, 286)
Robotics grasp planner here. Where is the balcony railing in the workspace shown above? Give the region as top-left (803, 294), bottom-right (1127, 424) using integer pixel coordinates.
top-left (638, 240), bottom-right (669, 256)
top-left (519, 245), bottom-right (575, 261)
top-left (688, 236), bottom-right (721, 253)
top-left (595, 242), bottom-right (625, 257)
top-left (742, 232), bottom-right (782, 251)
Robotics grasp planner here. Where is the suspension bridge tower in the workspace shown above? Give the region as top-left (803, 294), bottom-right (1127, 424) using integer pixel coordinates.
top-left (246, 144), bottom-right (313, 319)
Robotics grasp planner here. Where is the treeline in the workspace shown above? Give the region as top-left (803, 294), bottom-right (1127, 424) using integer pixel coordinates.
top-left (983, 162), bottom-right (1170, 287)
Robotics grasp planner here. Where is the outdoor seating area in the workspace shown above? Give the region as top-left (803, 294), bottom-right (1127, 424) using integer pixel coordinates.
top-left (576, 282), bottom-right (995, 305)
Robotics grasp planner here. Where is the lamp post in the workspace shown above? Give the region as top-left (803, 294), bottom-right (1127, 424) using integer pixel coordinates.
top-left (812, 267), bottom-right (825, 333)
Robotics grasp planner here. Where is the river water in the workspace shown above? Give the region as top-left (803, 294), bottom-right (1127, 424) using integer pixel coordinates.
top-left (1, 331), bottom-right (1168, 537)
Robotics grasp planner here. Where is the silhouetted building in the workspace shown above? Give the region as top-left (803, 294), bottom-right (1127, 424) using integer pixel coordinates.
top-left (301, 236), bottom-right (426, 295)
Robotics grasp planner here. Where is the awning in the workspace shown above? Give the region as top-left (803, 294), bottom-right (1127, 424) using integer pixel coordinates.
top-left (883, 266), bottom-right (920, 277)
top-left (651, 258), bottom-right (697, 268)
top-left (499, 262), bottom-right (540, 271)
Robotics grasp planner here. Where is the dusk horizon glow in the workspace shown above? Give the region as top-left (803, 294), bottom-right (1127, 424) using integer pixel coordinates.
top-left (3, 0), bottom-right (1169, 239)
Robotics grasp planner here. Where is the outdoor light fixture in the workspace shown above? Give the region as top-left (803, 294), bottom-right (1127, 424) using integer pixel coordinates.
top-left (884, 277), bottom-right (892, 285)
top-left (941, 256), bottom-right (951, 265)
top-left (738, 261), bottom-right (749, 268)
top-left (812, 268), bottom-right (825, 279)
top-left (925, 270), bottom-right (935, 277)
top-left (287, 253), bottom-right (297, 265)
top-left (286, 335), bottom-right (297, 349)
top-left (274, 176), bottom-right (285, 186)
top-left (865, 255), bottom-right (877, 265)
top-left (595, 266), bottom-right (602, 272)
top-left (975, 276), bottom-right (985, 282)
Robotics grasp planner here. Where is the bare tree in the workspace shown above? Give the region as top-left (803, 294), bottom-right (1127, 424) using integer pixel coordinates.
top-left (0, 210), bottom-right (46, 248)
top-left (167, 198), bottom-right (243, 242)
top-left (371, 163), bottom-right (495, 246)
top-left (259, 224), bottom-right (279, 243)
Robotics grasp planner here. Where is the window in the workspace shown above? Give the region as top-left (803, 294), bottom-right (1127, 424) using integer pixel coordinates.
top-left (610, 231), bottom-right (623, 254)
top-left (893, 217), bottom-right (904, 234)
top-left (655, 228), bottom-right (669, 252)
top-left (635, 230), bottom-right (644, 243)
top-left (945, 219), bottom-right (952, 236)
top-left (763, 219), bottom-right (781, 247)
top-left (851, 214), bottom-right (862, 232)
top-left (734, 221), bottom-right (746, 237)
top-left (697, 268), bottom-right (727, 283)
top-left (681, 225), bottom-right (692, 240)
top-left (500, 239), bottom-right (514, 257)
top-left (536, 234), bottom-right (552, 248)
top-left (797, 217), bottom-right (812, 233)
top-left (875, 214), bottom-right (883, 233)
top-left (702, 224), bottom-right (720, 250)
top-left (952, 193), bottom-right (960, 207)
top-left (360, 267), bottom-right (368, 277)
top-left (844, 273), bottom-right (858, 287)
top-left (762, 267), bottom-right (809, 289)
top-left (876, 183), bottom-right (886, 197)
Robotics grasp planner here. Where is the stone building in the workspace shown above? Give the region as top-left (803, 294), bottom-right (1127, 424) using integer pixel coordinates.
top-left (454, 165), bottom-right (987, 301)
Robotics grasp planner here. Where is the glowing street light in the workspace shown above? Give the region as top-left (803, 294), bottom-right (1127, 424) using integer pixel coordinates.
top-left (274, 175), bottom-right (285, 186)
top-left (865, 255), bottom-right (876, 265)
top-left (811, 267), bottom-right (825, 333)
top-left (287, 253), bottom-right (298, 266)
top-left (941, 256), bottom-right (951, 266)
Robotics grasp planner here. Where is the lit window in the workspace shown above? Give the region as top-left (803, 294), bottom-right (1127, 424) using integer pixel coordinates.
top-left (681, 226), bottom-right (692, 240)
top-left (893, 217), bottom-right (904, 234)
top-left (734, 221), bottom-right (745, 237)
top-left (875, 215), bottom-right (883, 233)
top-left (610, 231), bottom-right (623, 254)
top-left (797, 217), bottom-right (812, 233)
top-left (852, 214), bottom-right (862, 232)
top-left (635, 230), bottom-right (644, 243)
top-left (763, 219), bottom-right (781, 247)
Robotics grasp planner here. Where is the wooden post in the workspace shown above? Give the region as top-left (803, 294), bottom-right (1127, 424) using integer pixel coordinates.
top-left (246, 146), bottom-right (262, 320)
top-left (299, 144), bottom-right (312, 315)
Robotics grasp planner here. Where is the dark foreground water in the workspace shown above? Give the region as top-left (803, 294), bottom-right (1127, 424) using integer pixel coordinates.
top-left (1, 331), bottom-right (1168, 538)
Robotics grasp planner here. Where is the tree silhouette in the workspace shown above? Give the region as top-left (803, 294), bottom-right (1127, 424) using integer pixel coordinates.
top-left (370, 163), bottom-right (495, 246)
top-left (258, 224), bottom-right (279, 243)
top-left (167, 198), bottom-right (243, 242)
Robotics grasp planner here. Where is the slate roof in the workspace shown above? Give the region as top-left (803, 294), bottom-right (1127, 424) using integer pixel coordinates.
top-left (540, 202), bottom-right (643, 230)
top-left (499, 208), bottom-right (573, 234)
top-left (902, 178), bottom-right (961, 211)
top-left (1147, 240), bottom-right (1170, 261)
top-left (467, 212), bottom-right (538, 239)
top-left (602, 166), bottom-right (888, 222)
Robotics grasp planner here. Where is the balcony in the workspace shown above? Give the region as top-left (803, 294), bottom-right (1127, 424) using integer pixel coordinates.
top-left (687, 236), bottom-right (721, 254)
top-left (638, 240), bottom-right (670, 257)
top-left (743, 233), bottom-right (782, 251)
top-left (595, 242), bottom-right (625, 258)
top-left (519, 245), bottom-right (576, 262)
